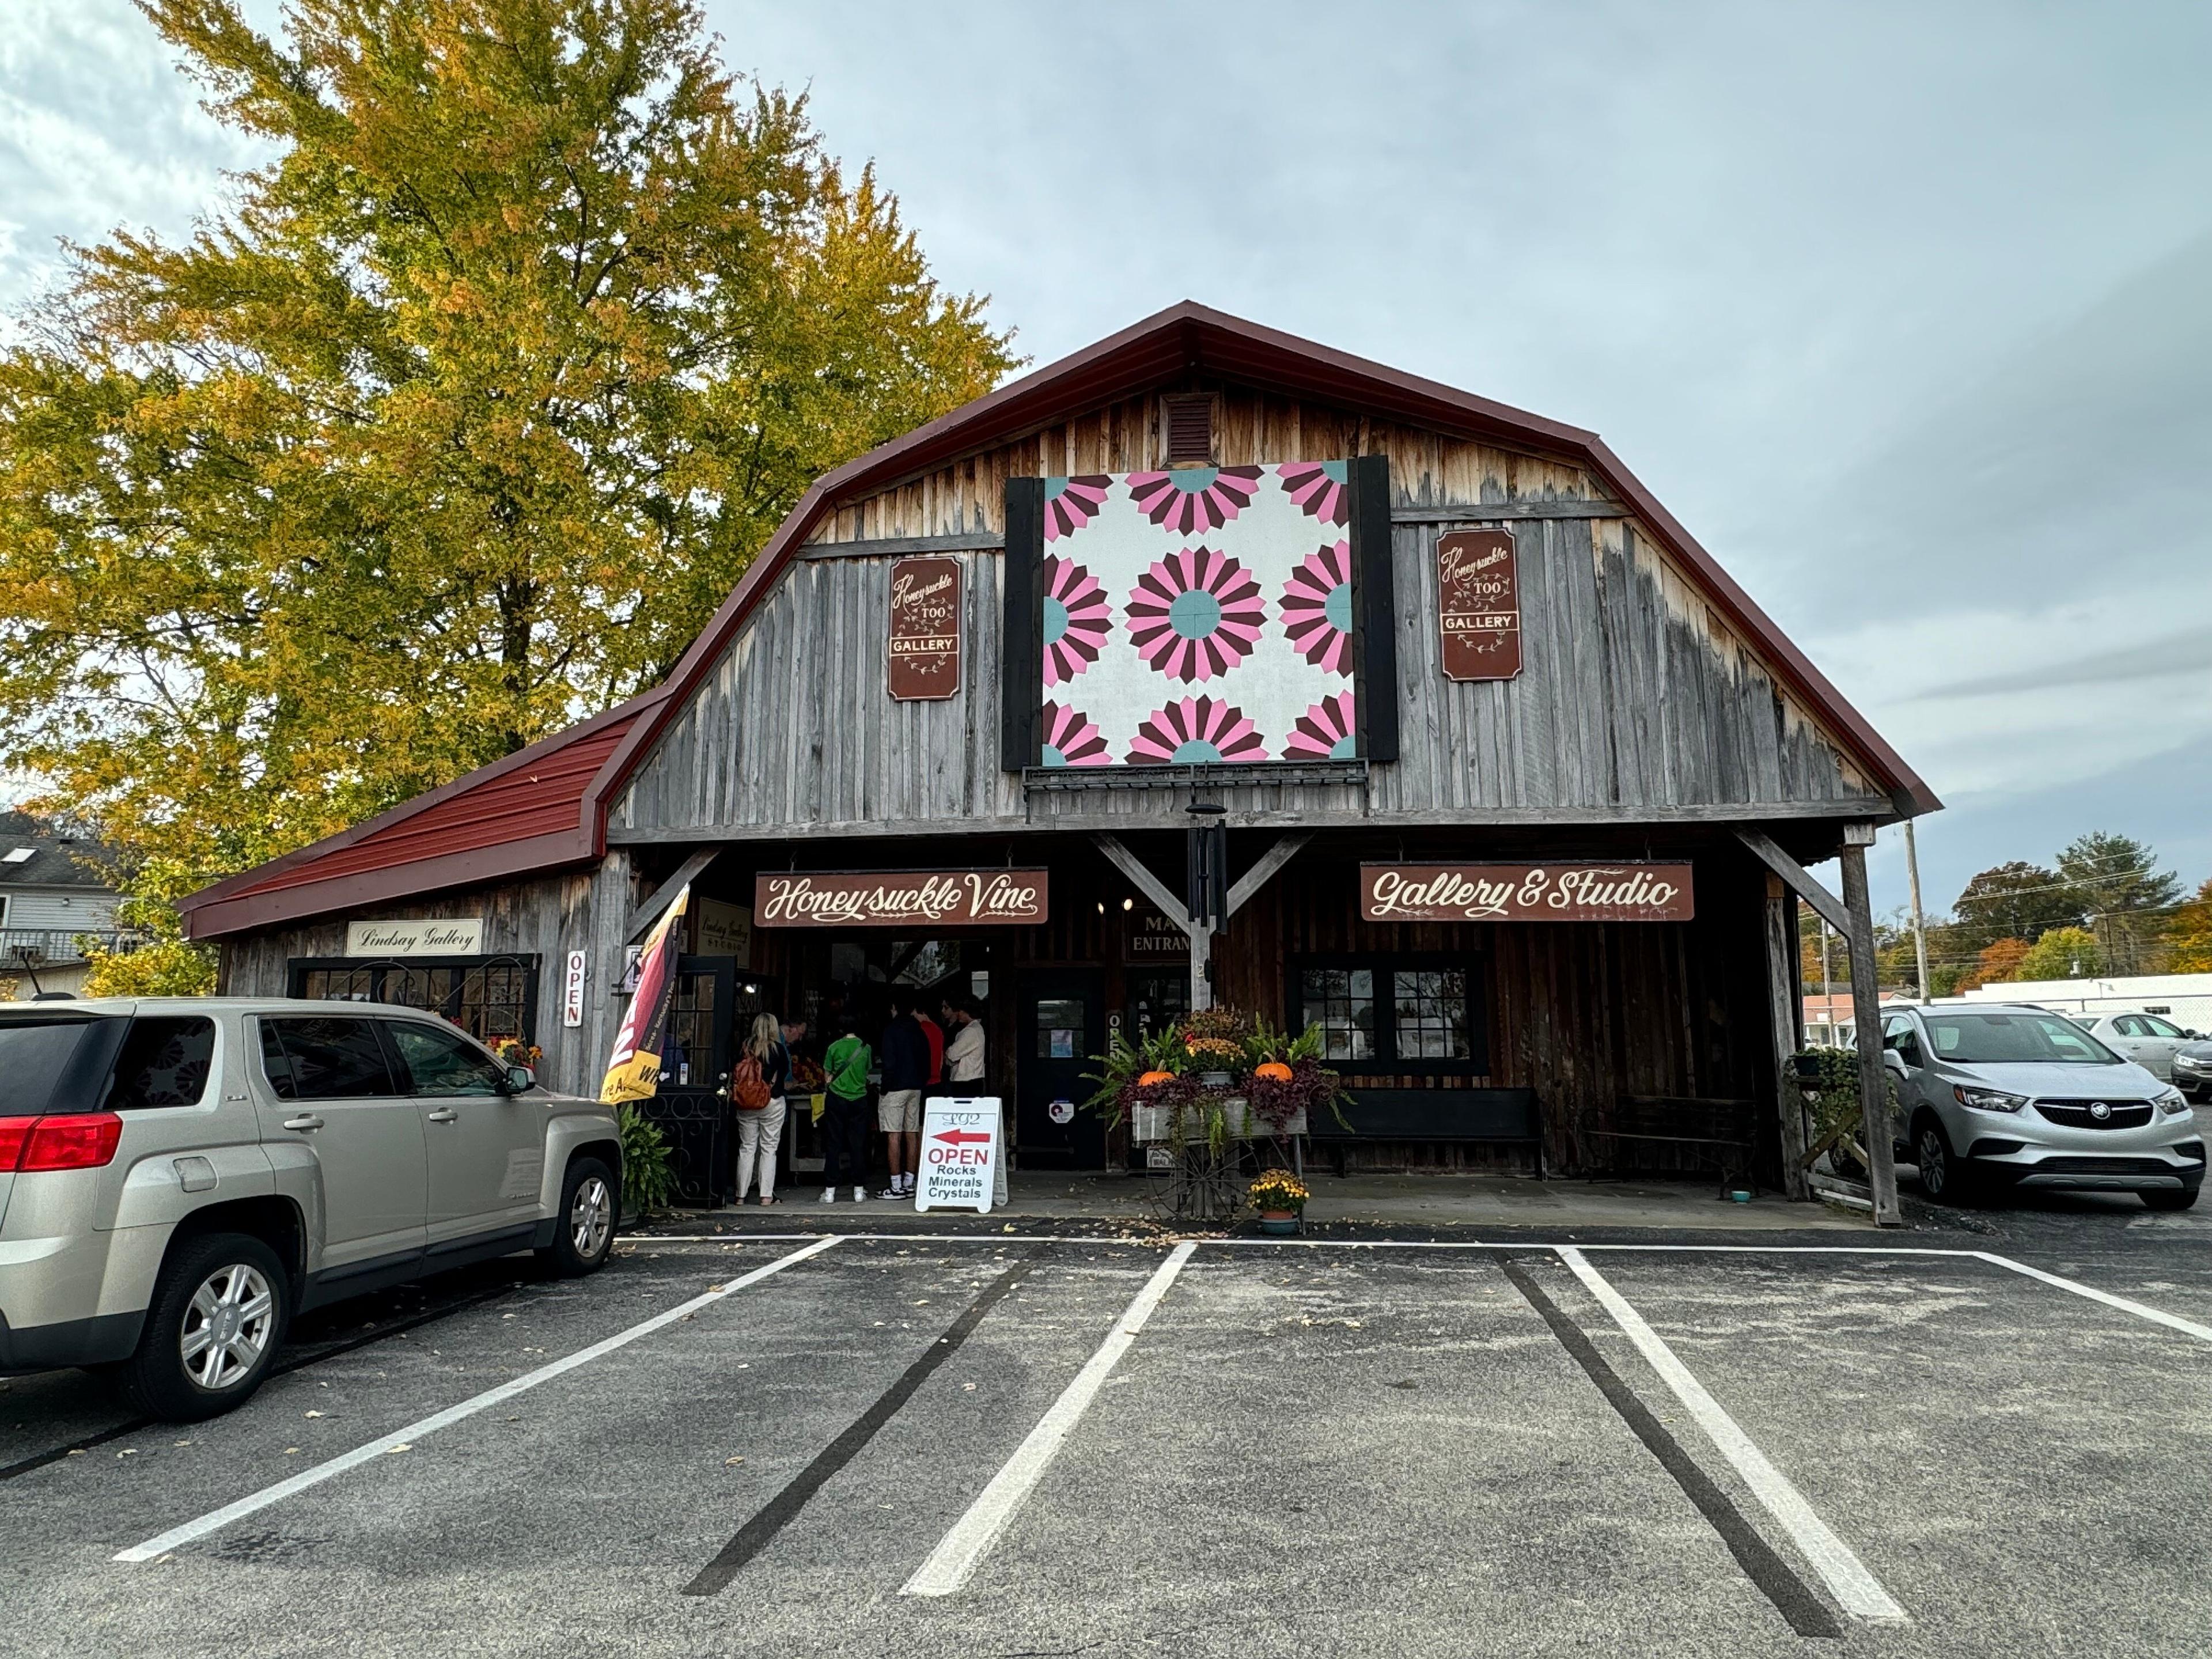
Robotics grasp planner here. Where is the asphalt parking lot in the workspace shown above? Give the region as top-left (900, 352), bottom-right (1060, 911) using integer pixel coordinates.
top-left (6, 1208), bottom-right (2212, 1658)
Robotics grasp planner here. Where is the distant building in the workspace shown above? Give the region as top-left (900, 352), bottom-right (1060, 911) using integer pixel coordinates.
top-left (1954, 973), bottom-right (2212, 1032)
top-left (0, 810), bottom-right (131, 998)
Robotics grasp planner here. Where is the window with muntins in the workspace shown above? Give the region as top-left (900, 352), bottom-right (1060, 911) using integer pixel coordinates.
top-left (1293, 955), bottom-right (1485, 1073)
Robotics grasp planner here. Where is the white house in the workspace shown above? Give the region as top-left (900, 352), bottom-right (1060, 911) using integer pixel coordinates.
top-left (0, 810), bottom-right (127, 998)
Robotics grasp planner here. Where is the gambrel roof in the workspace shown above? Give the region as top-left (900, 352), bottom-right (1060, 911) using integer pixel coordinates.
top-left (183, 301), bottom-right (1934, 939)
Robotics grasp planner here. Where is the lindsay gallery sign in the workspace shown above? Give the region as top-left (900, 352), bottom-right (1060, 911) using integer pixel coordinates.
top-left (345, 917), bottom-right (486, 957)
top-left (1361, 863), bottom-right (1694, 923)
top-left (753, 869), bottom-right (1049, 928)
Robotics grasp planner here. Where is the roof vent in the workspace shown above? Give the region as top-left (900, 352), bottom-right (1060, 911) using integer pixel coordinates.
top-left (1162, 394), bottom-right (1213, 465)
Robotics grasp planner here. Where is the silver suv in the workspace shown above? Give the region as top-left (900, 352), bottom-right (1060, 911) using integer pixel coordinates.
top-left (1880, 1002), bottom-right (2200, 1209)
top-left (0, 998), bottom-right (621, 1420)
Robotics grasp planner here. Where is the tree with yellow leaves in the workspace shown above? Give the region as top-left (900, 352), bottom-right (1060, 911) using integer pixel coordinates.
top-left (0, 0), bottom-right (1014, 920)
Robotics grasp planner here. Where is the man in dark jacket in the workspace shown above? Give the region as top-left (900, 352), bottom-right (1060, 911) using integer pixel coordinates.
top-left (877, 990), bottom-right (931, 1199)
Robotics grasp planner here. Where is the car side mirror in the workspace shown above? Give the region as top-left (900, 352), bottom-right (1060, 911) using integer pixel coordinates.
top-left (1881, 1048), bottom-right (1909, 1078)
top-left (501, 1064), bottom-right (536, 1094)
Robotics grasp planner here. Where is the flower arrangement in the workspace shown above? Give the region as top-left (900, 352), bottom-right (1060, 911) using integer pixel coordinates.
top-left (493, 1038), bottom-right (543, 1067)
top-left (1084, 1006), bottom-right (1349, 1138)
top-left (1249, 1170), bottom-right (1309, 1215)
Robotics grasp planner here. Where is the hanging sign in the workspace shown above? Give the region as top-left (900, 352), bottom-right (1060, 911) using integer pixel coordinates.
top-left (1437, 529), bottom-right (1521, 681)
top-left (561, 949), bottom-right (588, 1028)
top-left (888, 555), bottom-right (962, 700)
top-left (754, 869), bottom-right (1048, 927)
top-left (695, 898), bottom-right (753, 962)
top-left (915, 1096), bottom-right (1002, 1214)
top-left (1125, 908), bottom-right (1191, 960)
top-left (346, 918), bottom-right (484, 957)
top-left (1361, 862), bottom-right (1695, 922)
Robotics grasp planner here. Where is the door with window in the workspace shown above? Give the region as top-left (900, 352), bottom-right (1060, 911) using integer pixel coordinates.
top-left (255, 1016), bottom-right (429, 1271)
top-left (1018, 968), bottom-right (1104, 1169)
top-left (637, 957), bottom-right (748, 1205)
top-left (385, 1018), bottom-right (543, 1247)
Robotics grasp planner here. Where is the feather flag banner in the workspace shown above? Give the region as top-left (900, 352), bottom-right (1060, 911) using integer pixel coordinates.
top-left (600, 884), bottom-right (690, 1104)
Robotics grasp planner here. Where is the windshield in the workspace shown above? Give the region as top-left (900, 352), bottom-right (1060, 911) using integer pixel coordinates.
top-left (1926, 1011), bottom-right (2122, 1066)
top-left (0, 1017), bottom-right (100, 1116)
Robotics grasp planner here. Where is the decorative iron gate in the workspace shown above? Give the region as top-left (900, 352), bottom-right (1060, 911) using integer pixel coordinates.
top-left (636, 958), bottom-right (772, 1206)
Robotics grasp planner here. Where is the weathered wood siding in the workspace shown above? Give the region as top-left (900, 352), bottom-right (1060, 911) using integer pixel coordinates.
top-left (215, 855), bottom-right (639, 1100)
top-left (613, 385), bottom-right (1886, 840)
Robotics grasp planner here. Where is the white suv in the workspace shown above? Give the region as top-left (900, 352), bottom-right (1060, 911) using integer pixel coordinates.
top-left (0, 999), bottom-right (620, 1419)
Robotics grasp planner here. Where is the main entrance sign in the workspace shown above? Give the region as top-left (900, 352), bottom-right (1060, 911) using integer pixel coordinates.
top-left (753, 869), bottom-right (1050, 927)
top-left (1361, 862), bottom-right (1694, 922)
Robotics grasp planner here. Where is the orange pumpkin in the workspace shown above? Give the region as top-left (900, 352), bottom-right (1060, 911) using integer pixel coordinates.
top-left (1137, 1069), bottom-right (1177, 1087)
top-left (1253, 1060), bottom-right (1295, 1083)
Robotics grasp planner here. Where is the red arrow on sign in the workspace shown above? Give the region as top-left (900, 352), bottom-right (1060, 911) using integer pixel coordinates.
top-left (933, 1128), bottom-right (991, 1146)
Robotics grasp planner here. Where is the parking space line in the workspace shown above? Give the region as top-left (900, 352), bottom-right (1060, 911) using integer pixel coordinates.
top-left (902, 1240), bottom-right (1198, 1597)
top-left (1501, 1262), bottom-right (1842, 1638)
top-left (112, 1236), bottom-right (843, 1564)
top-left (684, 1255), bottom-right (1036, 1596)
top-left (1555, 1247), bottom-right (1908, 1627)
top-left (1973, 1250), bottom-right (2212, 1343)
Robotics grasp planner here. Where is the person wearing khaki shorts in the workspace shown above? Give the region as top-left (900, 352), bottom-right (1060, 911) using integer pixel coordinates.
top-left (876, 990), bottom-right (931, 1199)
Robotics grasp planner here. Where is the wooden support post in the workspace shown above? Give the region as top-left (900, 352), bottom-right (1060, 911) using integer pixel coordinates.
top-left (1838, 832), bottom-right (1902, 1226)
top-left (1763, 876), bottom-right (1811, 1200)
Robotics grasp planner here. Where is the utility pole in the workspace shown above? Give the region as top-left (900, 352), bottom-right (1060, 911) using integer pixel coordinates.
top-left (1904, 819), bottom-right (1931, 1000)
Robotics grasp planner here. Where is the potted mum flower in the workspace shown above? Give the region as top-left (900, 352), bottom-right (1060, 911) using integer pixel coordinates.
top-left (1249, 1169), bottom-right (1310, 1235)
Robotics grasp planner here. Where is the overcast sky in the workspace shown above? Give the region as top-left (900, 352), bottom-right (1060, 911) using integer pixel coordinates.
top-left (4, 0), bottom-right (2208, 923)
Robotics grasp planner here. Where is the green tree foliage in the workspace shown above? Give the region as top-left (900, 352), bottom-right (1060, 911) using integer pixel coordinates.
top-left (0, 0), bottom-right (1015, 903)
top-left (2057, 833), bottom-right (2182, 974)
top-left (1948, 861), bottom-right (2082, 953)
top-left (2015, 925), bottom-right (2105, 983)
top-left (2163, 877), bottom-right (2212, 973)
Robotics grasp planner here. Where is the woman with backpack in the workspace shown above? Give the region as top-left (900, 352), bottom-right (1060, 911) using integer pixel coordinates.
top-left (731, 1011), bottom-right (788, 1205)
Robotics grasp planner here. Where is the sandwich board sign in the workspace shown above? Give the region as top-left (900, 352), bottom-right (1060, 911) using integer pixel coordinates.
top-left (915, 1097), bottom-right (1002, 1214)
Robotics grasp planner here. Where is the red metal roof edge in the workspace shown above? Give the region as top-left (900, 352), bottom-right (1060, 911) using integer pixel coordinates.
top-left (593, 301), bottom-right (1938, 819)
top-left (185, 830), bottom-right (597, 941)
top-left (179, 688), bottom-right (667, 934)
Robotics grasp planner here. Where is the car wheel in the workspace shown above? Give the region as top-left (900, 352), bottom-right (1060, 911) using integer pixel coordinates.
top-left (537, 1156), bottom-right (617, 1277)
top-left (2142, 1187), bottom-right (2199, 1212)
top-left (119, 1232), bottom-right (291, 1422)
top-left (1915, 1119), bottom-right (1976, 1205)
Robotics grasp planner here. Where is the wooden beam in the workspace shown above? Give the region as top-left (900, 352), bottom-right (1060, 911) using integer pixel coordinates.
top-left (1735, 831), bottom-right (1852, 937)
top-left (799, 530), bottom-right (1003, 560)
top-left (1091, 834), bottom-right (1187, 930)
top-left (1839, 840), bottom-right (1904, 1226)
top-left (1226, 834), bottom-right (1311, 918)
top-left (1390, 499), bottom-right (1628, 522)
top-left (1763, 881), bottom-right (1811, 1200)
top-left (623, 848), bottom-right (719, 946)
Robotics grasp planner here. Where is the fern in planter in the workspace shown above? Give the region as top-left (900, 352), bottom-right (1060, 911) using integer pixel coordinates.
top-left (618, 1105), bottom-right (677, 1218)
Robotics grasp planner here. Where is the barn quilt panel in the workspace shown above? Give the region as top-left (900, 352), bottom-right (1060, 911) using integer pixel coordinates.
top-left (1036, 461), bottom-right (1356, 767)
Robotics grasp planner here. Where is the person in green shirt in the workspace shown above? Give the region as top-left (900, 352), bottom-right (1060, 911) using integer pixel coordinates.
top-left (820, 1020), bottom-right (873, 1203)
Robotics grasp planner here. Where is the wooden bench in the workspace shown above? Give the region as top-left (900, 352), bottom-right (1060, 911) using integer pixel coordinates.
top-left (1589, 1096), bottom-right (1759, 1193)
top-left (1304, 1087), bottom-right (1544, 1177)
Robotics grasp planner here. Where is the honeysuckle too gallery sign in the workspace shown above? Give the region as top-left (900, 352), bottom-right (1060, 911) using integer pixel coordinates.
top-left (1361, 862), bottom-right (1694, 923)
top-left (753, 869), bottom-right (1050, 927)
top-left (888, 555), bottom-right (961, 700)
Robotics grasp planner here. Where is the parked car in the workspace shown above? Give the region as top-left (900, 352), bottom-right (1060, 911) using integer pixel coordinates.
top-left (0, 998), bottom-right (620, 1420)
top-left (2070, 1011), bottom-right (2200, 1082)
top-left (2175, 1040), bottom-right (2212, 1106)
top-left (1879, 1003), bottom-right (2200, 1209)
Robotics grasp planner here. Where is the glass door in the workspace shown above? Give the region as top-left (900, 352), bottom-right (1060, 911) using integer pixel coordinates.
top-left (1017, 967), bottom-right (1105, 1170)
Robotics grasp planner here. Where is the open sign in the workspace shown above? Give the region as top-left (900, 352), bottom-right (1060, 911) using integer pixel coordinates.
top-left (915, 1097), bottom-right (1003, 1215)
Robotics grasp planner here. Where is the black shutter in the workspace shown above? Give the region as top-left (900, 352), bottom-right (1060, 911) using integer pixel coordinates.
top-left (1001, 476), bottom-right (1046, 771)
top-left (1346, 453), bottom-right (1399, 762)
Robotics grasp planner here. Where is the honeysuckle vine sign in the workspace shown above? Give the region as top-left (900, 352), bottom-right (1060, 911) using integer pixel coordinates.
top-left (753, 869), bottom-right (1050, 927)
top-left (1360, 862), bottom-right (1695, 923)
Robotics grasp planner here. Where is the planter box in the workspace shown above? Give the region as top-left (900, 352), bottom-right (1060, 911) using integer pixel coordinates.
top-left (1130, 1098), bottom-right (1268, 1143)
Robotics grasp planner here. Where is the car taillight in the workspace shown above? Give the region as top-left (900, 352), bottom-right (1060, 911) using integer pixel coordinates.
top-left (0, 1116), bottom-right (37, 1169)
top-left (13, 1112), bottom-right (124, 1172)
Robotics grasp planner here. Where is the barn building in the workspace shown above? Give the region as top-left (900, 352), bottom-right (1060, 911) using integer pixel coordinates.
top-left (181, 303), bottom-right (1936, 1209)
